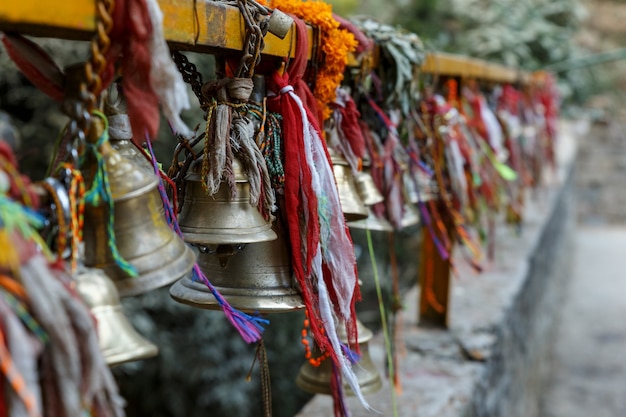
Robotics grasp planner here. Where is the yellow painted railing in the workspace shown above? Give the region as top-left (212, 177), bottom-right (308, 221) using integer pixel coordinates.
top-left (0, 0), bottom-right (528, 83)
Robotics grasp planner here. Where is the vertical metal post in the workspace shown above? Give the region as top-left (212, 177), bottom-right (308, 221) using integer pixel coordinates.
top-left (418, 226), bottom-right (452, 328)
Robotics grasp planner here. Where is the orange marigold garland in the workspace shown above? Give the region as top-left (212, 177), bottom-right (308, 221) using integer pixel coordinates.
top-left (268, 0), bottom-right (358, 119)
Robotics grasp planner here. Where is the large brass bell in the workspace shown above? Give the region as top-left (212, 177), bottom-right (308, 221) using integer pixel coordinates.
top-left (170, 218), bottom-right (303, 313)
top-left (349, 206), bottom-right (393, 232)
top-left (296, 319), bottom-right (382, 396)
top-left (177, 156), bottom-right (277, 245)
top-left (329, 150), bottom-right (368, 221)
top-left (83, 139), bottom-right (196, 297)
top-left (75, 268), bottom-right (158, 367)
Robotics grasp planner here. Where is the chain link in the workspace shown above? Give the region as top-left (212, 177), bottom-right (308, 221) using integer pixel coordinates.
top-left (171, 51), bottom-right (207, 106)
top-left (236, 0), bottom-right (270, 78)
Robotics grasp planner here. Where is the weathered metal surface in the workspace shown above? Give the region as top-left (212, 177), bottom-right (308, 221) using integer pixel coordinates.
top-left (0, 0), bottom-right (526, 80)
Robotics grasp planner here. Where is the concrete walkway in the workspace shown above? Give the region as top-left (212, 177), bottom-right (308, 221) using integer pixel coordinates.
top-left (542, 226), bottom-right (626, 417)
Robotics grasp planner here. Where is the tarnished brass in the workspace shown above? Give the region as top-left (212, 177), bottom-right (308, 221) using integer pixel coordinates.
top-left (404, 170), bottom-right (420, 204)
top-left (75, 268), bottom-right (158, 367)
top-left (83, 142), bottom-right (196, 297)
top-left (348, 206), bottom-right (393, 232)
top-left (104, 90), bottom-right (153, 174)
top-left (170, 219), bottom-right (303, 313)
top-left (354, 169), bottom-right (384, 207)
top-left (267, 9), bottom-right (293, 39)
top-left (296, 319), bottom-right (382, 395)
top-left (404, 169), bottom-right (438, 203)
top-left (400, 201), bottom-right (421, 229)
top-left (178, 157), bottom-right (277, 245)
top-left (329, 150), bottom-right (368, 221)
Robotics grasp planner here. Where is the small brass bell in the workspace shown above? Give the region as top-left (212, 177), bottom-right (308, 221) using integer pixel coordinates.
top-left (405, 167), bottom-right (438, 202)
top-left (170, 218), bottom-right (304, 313)
top-left (329, 150), bottom-right (368, 221)
top-left (296, 319), bottom-right (382, 396)
top-left (404, 170), bottom-right (420, 204)
top-left (75, 268), bottom-right (158, 367)
top-left (83, 141), bottom-right (196, 297)
top-left (399, 202), bottom-right (421, 229)
top-left (354, 169), bottom-right (384, 207)
top-left (177, 156), bottom-right (277, 245)
top-left (349, 206), bottom-right (393, 232)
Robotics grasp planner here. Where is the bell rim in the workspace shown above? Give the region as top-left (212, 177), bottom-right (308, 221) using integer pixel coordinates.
top-left (348, 217), bottom-right (394, 232)
top-left (343, 209), bottom-right (369, 222)
top-left (169, 278), bottom-right (305, 313)
top-left (181, 225), bottom-right (278, 245)
top-left (105, 343), bottom-right (159, 367)
top-left (360, 195), bottom-right (385, 206)
top-left (112, 244), bottom-right (196, 297)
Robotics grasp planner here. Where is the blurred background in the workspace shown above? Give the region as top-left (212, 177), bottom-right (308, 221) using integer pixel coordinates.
top-left (0, 0), bottom-right (623, 416)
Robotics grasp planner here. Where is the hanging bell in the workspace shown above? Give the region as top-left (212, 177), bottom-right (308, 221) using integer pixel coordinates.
top-left (177, 156), bottom-right (277, 245)
top-left (329, 150), bottom-right (368, 221)
top-left (170, 217), bottom-right (304, 313)
top-left (399, 201), bottom-right (421, 229)
top-left (104, 87), bottom-right (153, 174)
top-left (404, 170), bottom-right (420, 204)
top-left (75, 268), bottom-right (158, 367)
top-left (83, 140), bottom-right (196, 297)
top-left (349, 206), bottom-right (393, 232)
top-left (354, 168), bottom-right (384, 207)
top-left (404, 169), bottom-right (439, 203)
top-left (296, 319), bottom-right (382, 395)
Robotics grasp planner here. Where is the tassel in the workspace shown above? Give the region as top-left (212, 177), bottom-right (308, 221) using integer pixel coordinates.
top-left (201, 78), bottom-right (275, 220)
top-left (0, 33), bottom-right (65, 102)
top-left (328, 87), bottom-right (365, 174)
top-left (267, 16), bottom-right (365, 413)
top-left (143, 0), bottom-right (192, 137)
top-left (82, 114), bottom-right (137, 277)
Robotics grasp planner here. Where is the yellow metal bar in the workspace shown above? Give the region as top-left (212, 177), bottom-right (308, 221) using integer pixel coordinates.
top-left (422, 53), bottom-right (477, 78)
top-left (0, 0), bottom-right (527, 82)
top-left (0, 0), bottom-right (298, 57)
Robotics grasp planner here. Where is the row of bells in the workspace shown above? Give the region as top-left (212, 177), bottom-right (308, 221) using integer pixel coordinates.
top-left (70, 105), bottom-right (432, 395)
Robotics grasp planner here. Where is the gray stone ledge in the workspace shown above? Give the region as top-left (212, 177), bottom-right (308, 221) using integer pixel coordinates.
top-left (296, 120), bottom-right (583, 417)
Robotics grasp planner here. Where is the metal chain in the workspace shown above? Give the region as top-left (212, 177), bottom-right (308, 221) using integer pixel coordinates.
top-left (236, 0), bottom-right (269, 78)
top-left (171, 51), bottom-right (207, 106)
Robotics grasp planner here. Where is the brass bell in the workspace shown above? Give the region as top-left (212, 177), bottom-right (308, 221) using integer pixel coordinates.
top-left (83, 140), bottom-right (196, 297)
top-left (170, 218), bottom-right (304, 313)
top-left (348, 206), bottom-right (393, 232)
top-left (104, 88), bottom-right (153, 174)
top-left (296, 319), bottom-right (382, 395)
top-left (329, 150), bottom-right (368, 221)
top-left (354, 169), bottom-right (384, 207)
top-left (404, 170), bottom-right (420, 204)
top-left (400, 201), bottom-right (421, 229)
top-left (177, 156), bottom-right (277, 245)
top-left (75, 268), bottom-right (158, 367)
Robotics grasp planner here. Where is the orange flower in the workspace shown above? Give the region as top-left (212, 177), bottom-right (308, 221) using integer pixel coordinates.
top-left (269, 0), bottom-right (357, 119)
